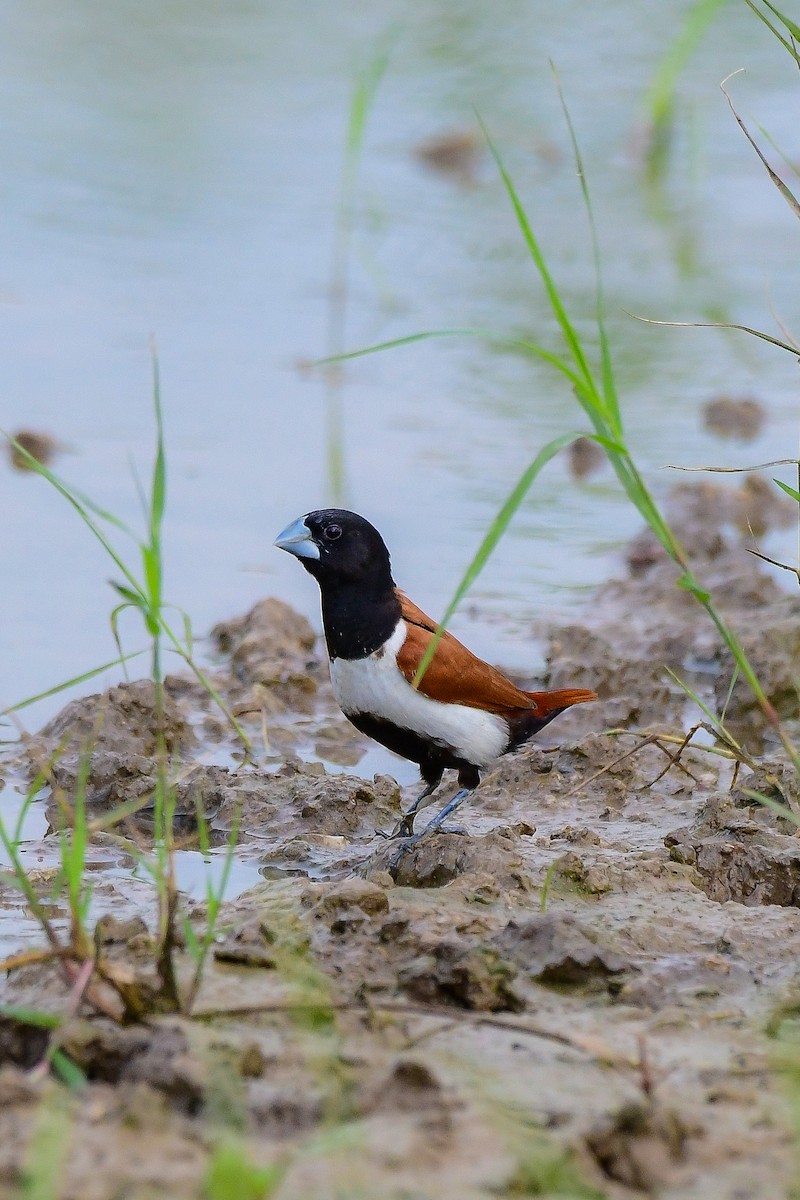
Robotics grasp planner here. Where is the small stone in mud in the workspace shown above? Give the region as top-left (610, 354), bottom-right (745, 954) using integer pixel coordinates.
top-left (211, 597), bottom-right (320, 713)
top-left (371, 1058), bottom-right (445, 1112)
top-left (382, 829), bottom-right (533, 891)
top-left (30, 679), bottom-right (195, 816)
top-left (666, 794), bottom-right (800, 907)
top-left (568, 435), bottom-right (605, 480)
top-left (702, 393), bottom-right (765, 440)
top-left (214, 941), bottom-right (276, 968)
top-left (94, 914), bottom-right (149, 945)
top-left (7, 428), bottom-right (61, 470)
top-left (398, 940), bottom-right (524, 1012)
top-left (414, 128), bottom-right (481, 182)
top-left (305, 877), bottom-right (389, 919)
top-left (586, 1102), bottom-right (692, 1191)
top-left (494, 914), bottom-right (630, 985)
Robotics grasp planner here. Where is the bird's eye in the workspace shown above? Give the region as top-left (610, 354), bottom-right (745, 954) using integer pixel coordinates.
top-left (324, 524), bottom-right (342, 541)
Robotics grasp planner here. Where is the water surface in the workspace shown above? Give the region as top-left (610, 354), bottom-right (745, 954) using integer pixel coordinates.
top-left (1, 0), bottom-right (798, 726)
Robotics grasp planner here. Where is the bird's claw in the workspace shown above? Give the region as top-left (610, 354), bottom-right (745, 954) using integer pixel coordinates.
top-left (375, 814), bottom-right (416, 840)
top-left (387, 833), bottom-right (420, 875)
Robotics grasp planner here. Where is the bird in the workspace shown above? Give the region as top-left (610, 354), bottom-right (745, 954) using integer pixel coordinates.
top-left (274, 508), bottom-right (597, 849)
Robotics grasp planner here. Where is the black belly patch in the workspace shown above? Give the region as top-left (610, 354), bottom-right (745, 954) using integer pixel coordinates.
top-left (345, 711), bottom-right (483, 785)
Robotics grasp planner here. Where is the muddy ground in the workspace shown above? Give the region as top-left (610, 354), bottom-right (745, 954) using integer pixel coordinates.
top-left (1, 478), bottom-right (800, 1199)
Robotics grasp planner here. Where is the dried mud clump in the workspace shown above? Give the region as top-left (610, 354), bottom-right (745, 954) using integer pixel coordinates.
top-left (666, 794), bottom-right (800, 906)
top-left (209, 761), bottom-right (401, 848)
top-left (380, 828), bottom-right (535, 891)
top-left (702, 393), bottom-right (765, 440)
top-left (493, 914), bottom-right (630, 987)
top-left (586, 1102), bottom-right (693, 1192)
top-left (397, 938), bottom-right (524, 1012)
top-left (211, 596), bottom-right (322, 714)
top-left (547, 478), bottom-right (797, 735)
top-left (24, 679), bottom-right (195, 813)
top-left (712, 615), bottom-right (800, 733)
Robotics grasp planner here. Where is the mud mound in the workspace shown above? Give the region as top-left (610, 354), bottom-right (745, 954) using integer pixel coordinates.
top-left (211, 596), bottom-right (323, 714)
top-left (666, 794), bottom-right (800, 907)
top-left (547, 480), bottom-right (799, 739)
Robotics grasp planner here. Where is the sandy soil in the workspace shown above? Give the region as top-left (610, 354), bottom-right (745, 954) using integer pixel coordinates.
top-left (1, 478), bottom-right (799, 1199)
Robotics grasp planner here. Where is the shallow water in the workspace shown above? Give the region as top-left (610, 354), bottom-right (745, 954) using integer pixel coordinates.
top-left (1, 0), bottom-right (798, 727)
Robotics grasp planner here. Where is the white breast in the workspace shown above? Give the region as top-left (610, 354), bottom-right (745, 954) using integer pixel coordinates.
top-left (329, 620), bottom-right (508, 768)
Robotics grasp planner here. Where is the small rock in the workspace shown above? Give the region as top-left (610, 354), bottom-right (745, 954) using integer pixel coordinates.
top-left (398, 940), bottom-right (523, 1012)
top-left (307, 877), bottom-right (389, 919)
top-left (494, 914), bottom-right (630, 985)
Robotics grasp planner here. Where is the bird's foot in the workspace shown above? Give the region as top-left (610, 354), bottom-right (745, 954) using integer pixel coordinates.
top-left (385, 822), bottom-right (467, 875)
top-left (387, 833), bottom-right (422, 875)
top-left (375, 812), bottom-right (417, 840)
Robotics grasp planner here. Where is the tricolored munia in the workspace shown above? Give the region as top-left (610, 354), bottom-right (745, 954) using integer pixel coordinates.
top-left (275, 509), bottom-right (596, 854)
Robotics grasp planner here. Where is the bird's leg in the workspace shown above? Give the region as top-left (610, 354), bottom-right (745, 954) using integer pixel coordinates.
top-left (421, 787), bottom-right (474, 836)
top-left (376, 779), bottom-right (439, 840)
top-left (386, 786), bottom-right (476, 874)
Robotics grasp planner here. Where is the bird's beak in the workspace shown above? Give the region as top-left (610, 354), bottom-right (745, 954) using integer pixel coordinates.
top-left (274, 515), bottom-right (320, 560)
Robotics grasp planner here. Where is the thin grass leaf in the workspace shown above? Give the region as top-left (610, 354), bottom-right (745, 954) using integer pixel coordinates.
top-left (744, 0), bottom-right (799, 57)
top-left (2, 651), bottom-right (144, 717)
top-left (21, 1088), bottom-right (74, 1200)
top-left (50, 1049), bottom-right (87, 1090)
top-left (412, 432), bottom-right (582, 686)
top-left (319, 325), bottom-right (499, 366)
top-left (747, 788), bottom-right (800, 827)
top-left (113, 583), bottom-right (144, 607)
top-left (3, 432), bottom-right (139, 540)
top-left (1, 439), bottom-right (149, 605)
top-left (646, 0), bottom-right (730, 126)
top-left (346, 30), bottom-right (394, 156)
top-left (668, 458), bottom-right (799, 472)
top-left (745, 0), bottom-right (800, 59)
top-left (628, 312), bottom-right (800, 355)
top-left (0, 1005), bottom-right (62, 1029)
top-left (775, 479), bottom-right (800, 502)
top-left (551, 62), bottom-right (622, 439)
top-left (479, 117), bottom-right (598, 408)
top-left (721, 72), bottom-right (800, 220)
top-left (664, 669), bottom-right (746, 751)
top-left (149, 342), bottom-right (167, 547)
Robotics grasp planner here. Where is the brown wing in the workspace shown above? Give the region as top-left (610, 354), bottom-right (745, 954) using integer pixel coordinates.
top-left (395, 590), bottom-right (538, 712)
top-left (395, 591), bottom-right (598, 716)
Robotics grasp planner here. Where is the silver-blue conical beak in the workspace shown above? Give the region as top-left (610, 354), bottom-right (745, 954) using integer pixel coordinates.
top-left (274, 515), bottom-right (320, 560)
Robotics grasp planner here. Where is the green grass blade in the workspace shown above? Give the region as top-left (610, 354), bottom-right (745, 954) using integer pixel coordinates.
top-left (2, 436), bottom-right (148, 604)
top-left (645, 0), bottom-right (730, 128)
top-left (4, 432), bottom-right (138, 539)
top-left (149, 342), bottom-right (167, 564)
top-left (744, 0), bottom-right (798, 56)
top-left (664, 667), bottom-right (745, 750)
top-left (747, 789), bottom-right (800, 825)
top-left (0, 1005), bottom-right (62, 1029)
top-left (412, 431), bottom-right (583, 686)
top-left (479, 117), bottom-right (599, 409)
top-left (3, 651), bottom-right (145, 717)
top-left (50, 1049), bottom-right (87, 1090)
top-left (775, 479), bottom-right (800, 503)
top-left (204, 1141), bottom-right (286, 1200)
top-left (551, 64), bottom-right (622, 439)
top-left (22, 1087), bottom-right (74, 1200)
